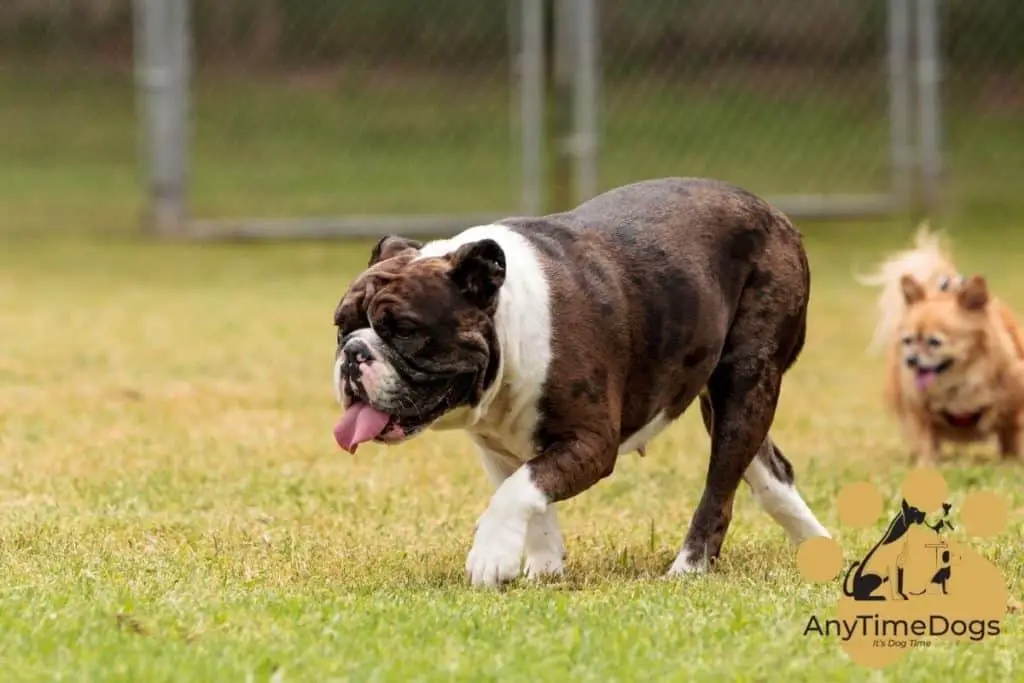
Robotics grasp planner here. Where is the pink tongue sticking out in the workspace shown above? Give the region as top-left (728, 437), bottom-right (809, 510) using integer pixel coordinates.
top-left (333, 403), bottom-right (392, 453)
top-left (915, 370), bottom-right (937, 392)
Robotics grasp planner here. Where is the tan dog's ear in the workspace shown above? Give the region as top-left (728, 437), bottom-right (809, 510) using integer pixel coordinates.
top-left (900, 275), bottom-right (926, 305)
top-left (957, 275), bottom-right (989, 311)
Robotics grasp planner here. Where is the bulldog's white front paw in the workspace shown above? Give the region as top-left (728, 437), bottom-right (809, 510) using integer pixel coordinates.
top-left (524, 550), bottom-right (564, 579)
top-left (465, 515), bottom-right (528, 588)
top-left (523, 507), bottom-right (565, 579)
top-left (464, 467), bottom-right (548, 589)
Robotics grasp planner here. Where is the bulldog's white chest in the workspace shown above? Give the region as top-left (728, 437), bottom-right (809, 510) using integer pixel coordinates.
top-left (468, 381), bottom-right (544, 461)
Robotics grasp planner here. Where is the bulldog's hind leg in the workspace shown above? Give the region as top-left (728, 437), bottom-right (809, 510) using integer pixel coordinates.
top-left (668, 268), bottom-right (828, 575)
top-left (699, 392), bottom-right (829, 546)
top-left (666, 354), bottom-right (783, 575)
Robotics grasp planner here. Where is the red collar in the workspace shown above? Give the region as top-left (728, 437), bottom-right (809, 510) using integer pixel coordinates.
top-left (941, 409), bottom-right (986, 429)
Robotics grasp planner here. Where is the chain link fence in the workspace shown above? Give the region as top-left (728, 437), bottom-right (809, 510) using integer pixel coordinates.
top-left (171, 0), bottom-right (532, 239)
top-left (0, 1), bottom-right (137, 238)
top-left (941, 0), bottom-right (1024, 227)
top-left (594, 0), bottom-right (898, 217)
top-left (3, 1), bottom-right (1023, 239)
top-left (144, 0), bottom-right (908, 239)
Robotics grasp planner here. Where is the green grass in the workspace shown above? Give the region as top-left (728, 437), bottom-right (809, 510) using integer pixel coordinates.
top-left (1, 64), bottom-right (1023, 681)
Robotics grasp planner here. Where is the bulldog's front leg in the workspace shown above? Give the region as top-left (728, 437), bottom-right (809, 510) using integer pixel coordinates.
top-left (473, 442), bottom-right (566, 580)
top-left (466, 436), bottom-right (614, 589)
top-left (465, 466), bottom-right (546, 588)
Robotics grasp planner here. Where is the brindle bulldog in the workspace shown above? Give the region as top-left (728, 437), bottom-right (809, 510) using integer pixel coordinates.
top-left (331, 177), bottom-right (831, 588)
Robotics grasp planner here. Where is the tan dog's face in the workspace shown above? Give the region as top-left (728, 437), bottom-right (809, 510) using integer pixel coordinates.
top-left (897, 274), bottom-right (991, 392)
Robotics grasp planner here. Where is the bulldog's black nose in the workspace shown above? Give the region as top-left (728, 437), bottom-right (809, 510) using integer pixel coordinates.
top-left (905, 355), bottom-right (919, 369)
top-left (342, 339), bottom-right (373, 373)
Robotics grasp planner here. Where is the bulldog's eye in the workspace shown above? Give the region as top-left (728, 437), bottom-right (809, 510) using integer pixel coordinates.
top-left (938, 275), bottom-right (951, 291)
top-left (391, 320), bottom-right (420, 340)
top-left (927, 335), bottom-right (943, 348)
top-left (900, 334), bottom-right (914, 346)
top-left (377, 312), bottom-right (420, 341)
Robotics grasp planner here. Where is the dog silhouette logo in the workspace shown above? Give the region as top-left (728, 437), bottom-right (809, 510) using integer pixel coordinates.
top-left (842, 498), bottom-right (956, 602)
top-left (796, 470), bottom-right (1013, 669)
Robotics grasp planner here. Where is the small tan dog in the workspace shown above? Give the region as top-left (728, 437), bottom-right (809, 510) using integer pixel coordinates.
top-left (861, 225), bottom-right (1024, 466)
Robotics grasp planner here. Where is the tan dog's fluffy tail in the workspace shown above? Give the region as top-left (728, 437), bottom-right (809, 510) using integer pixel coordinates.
top-left (858, 223), bottom-right (960, 354)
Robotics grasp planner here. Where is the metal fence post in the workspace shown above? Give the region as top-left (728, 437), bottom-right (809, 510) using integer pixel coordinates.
top-left (134, 0), bottom-right (191, 237)
top-left (571, 0), bottom-right (599, 204)
top-left (545, 0), bottom-right (574, 213)
top-left (887, 0), bottom-right (913, 216)
top-left (520, 0), bottom-right (545, 216)
top-left (915, 0), bottom-right (943, 219)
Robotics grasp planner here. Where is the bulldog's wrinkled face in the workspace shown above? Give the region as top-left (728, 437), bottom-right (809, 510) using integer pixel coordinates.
top-left (331, 235), bottom-right (506, 452)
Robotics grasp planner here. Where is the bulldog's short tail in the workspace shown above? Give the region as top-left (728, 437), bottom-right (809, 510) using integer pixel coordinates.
top-left (857, 223), bottom-right (960, 354)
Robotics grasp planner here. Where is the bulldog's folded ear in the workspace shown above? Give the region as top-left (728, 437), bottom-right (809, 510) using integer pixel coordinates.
top-left (368, 235), bottom-right (423, 267)
top-left (449, 239), bottom-right (506, 311)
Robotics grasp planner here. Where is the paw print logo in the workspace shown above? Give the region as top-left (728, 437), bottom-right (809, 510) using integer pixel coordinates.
top-left (796, 469), bottom-right (1011, 669)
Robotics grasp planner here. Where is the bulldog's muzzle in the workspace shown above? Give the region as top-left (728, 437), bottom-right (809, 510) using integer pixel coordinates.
top-left (339, 337), bottom-right (374, 402)
top-left (332, 328), bottom-right (461, 453)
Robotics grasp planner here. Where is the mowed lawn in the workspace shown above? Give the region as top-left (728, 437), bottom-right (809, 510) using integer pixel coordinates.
top-left (1, 65), bottom-right (1024, 681)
